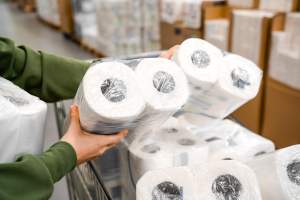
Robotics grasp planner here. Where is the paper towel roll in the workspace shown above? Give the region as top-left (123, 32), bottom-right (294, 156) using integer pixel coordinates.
top-left (176, 49), bottom-right (262, 124)
top-left (136, 166), bottom-right (198, 200)
top-left (0, 77), bottom-right (47, 163)
top-left (132, 58), bottom-right (189, 141)
top-left (248, 145), bottom-right (300, 200)
top-left (192, 160), bottom-right (263, 200)
top-left (75, 61), bottom-right (146, 134)
top-left (173, 38), bottom-right (223, 91)
top-left (129, 122), bottom-right (208, 186)
top-left (207, 119), bottom-right (275, 162)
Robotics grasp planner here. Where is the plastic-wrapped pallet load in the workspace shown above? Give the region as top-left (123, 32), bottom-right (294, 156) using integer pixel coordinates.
top-left (36, 0), bottom-right (60, 26)
top-left (192, 160), bottom-right (263, 200)
top-left (227, 0), bottom-right (258, 8)
top-left (161, 0), bottom-right (184, 24)
top-left (173, 38), bottom-right (262, 128)
top-left (248, 145), bottom-right (300, 200)
top-left (0, 77), bottom-right (47, 163)
top-left (136, 166), bottom-right (199, 200)
top-left (74, 58), bottom-right (189, 142)
top-left (200, 119), bottom-right (275, 162)
top-left (204, 19), bottom-right (229, 51)
top-left (269, 13), bottom-right (300, 90)
top-left (259, 0), bottom-right (298, 12)
top-left (231, 10), bottom-right (276, 66)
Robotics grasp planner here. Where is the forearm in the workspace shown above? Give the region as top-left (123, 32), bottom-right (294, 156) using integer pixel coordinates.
top-left (0, 142), bottom-right (76, 200)
top-left (0, 37), bottom-right (89, 102)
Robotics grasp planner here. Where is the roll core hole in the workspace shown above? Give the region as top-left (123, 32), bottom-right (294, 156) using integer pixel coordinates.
top-left (101, 78), bottom-right (127, 103)
top-left (212, 174), bottom-right (242, 200)
top-left (205, 137), bottom-right (222, 143)
top-left (178, 138), bottom-right (196, 146)
top-left (231, 67), bottom-right (250, 89)
top-left (141, 144), bottom-right (160, 154)
top-left (287, 161), bottom-right (300, 186)
top-left (152, 181), bottom-right (182, 200)
top-left (153, 71), bottom-right (176, 94)
top-left (191, 50), bottom-right (211, 68)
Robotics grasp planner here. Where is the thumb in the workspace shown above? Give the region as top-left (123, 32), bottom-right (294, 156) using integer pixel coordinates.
top-left (68, 105), bottom-right (81, 130)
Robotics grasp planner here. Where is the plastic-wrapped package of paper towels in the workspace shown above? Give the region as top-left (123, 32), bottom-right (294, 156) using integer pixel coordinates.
top-left (173, 38), bottom-right (262, 126)
top-left (137, 160), bottom-right (263, 200)
top-left (203, 119), bottom-right (275, 162)
top-left (75, 58), bottom-right (189, 141)
top-left (204, 19), bottom-right (229, 51)
top-left (0, 77), bottom-right (47, 163)
top-left (136, 166), bottom-right (199, 200)
top-left (248, 145), bottom-right (300, 200)
top-left (128, 123), bottom-right (208, 185)
top-left (192, 160), bottom-right (263, 200)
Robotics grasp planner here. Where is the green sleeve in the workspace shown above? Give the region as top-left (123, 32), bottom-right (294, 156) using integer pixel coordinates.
top-left (0, 37), bottom-right (90, 102)
top-left (0, 142), bottom-right (77, 200)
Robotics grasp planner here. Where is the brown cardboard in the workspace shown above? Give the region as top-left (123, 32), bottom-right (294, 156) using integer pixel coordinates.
top-left (160, 1), bottom-right (227, 49)
top-left (230, 11), bottom-right (285, 133)
top-left (160, 22), bottom-right (202, 49)
top-left (262, 78), bottom-right (300, 148)
top-left (227, 0), bottom-right (259, 10)
top-left (58, 0), bottom-right (74, 34)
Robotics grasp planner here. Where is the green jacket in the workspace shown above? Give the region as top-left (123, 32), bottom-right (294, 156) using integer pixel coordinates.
top-left (0, 37), bottom-right (90, 199)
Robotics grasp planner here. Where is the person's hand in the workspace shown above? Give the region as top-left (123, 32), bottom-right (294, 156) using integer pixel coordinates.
top-left (160, 45), bottom-right (179, 59)
top-left (61, 105), bottom-right (128, 165)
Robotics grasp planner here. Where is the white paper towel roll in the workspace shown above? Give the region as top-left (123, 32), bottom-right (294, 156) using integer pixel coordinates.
top-left (0, 77), bottom-right (47, 163)
top-left (248, 145), bottom-right (300, 200)
top-left (192, 160), bottom-right (263, 200)
top-left (132, 58), bottom-right (189, 141)
top-left (75, 61), bottom-right (146, 134)
top-left (136, 166), bottom-right (199, 200)
top-left (173, 38), bottom-right (223, 91)
top-left (175, 43), bottom-right (262, 125)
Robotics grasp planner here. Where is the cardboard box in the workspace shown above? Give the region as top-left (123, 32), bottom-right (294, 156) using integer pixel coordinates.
top-left (262, 78), bottom-right (300, 148)
top-left (160, 1), bottom-right (227, 49)
top-left (230, 10), bottom-right (285, 132)
top-left (58, 0), bottom-right (74, 34)
top-left (160, 22), bottom-right (202, 49)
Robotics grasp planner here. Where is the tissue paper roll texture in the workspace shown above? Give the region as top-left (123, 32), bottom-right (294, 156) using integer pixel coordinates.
top-left (136, 166), bottom-right (198, 200)
top-left (204, 19), bottom-right (229, 51)
top-left (248, 145), bottom-right (300, 200)
top-left (0, 77), bottom-right (47, 163)
top-left (207, 119), bottom-right (274, 162)
top-left (75, 61), bottom-right (146, 134)
top-left (192, 160), bottom-right (262, 200)
top-left (0, 96), bottom-right (20, 163)
top-left (133, 58), bottom-right (189, 138)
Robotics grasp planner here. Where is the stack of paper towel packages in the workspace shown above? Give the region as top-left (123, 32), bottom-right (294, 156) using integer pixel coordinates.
top-left (269, 13), bottom-right (300, 91)
top-left (74, 37), bottom-right (300, 199)
top-left (36, 0), bottom-right (60, 27)
top-left (0, 77), bottom-right (47, 163)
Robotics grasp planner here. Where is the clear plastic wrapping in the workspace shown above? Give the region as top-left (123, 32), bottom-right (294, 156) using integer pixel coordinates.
top-left (231, 10), bottom-right (275, 65)
top-left (74, 58), bottom-right (189, 145)
top-left (36, 0), bottom-right (60, 26)
top-left (248, 145), bottom-right (300, 200)
top-left (227, 0), bottom-right (257, 8)
top-left (259, 0), bottom-right (296, 12)
top-left (204, 19), bottom-right (229, 51)
top-left (173, 38), bottom-right (262, 128)
top-left (136, 160), bottom-right (262, 200)
top-left (0, 77), bottom-right (47, 163)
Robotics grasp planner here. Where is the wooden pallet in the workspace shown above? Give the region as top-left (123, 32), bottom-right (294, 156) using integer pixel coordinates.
top-left (63, 33), bottom-right (105, 58)
top-left (37, 15), bottom-right (61, 31)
